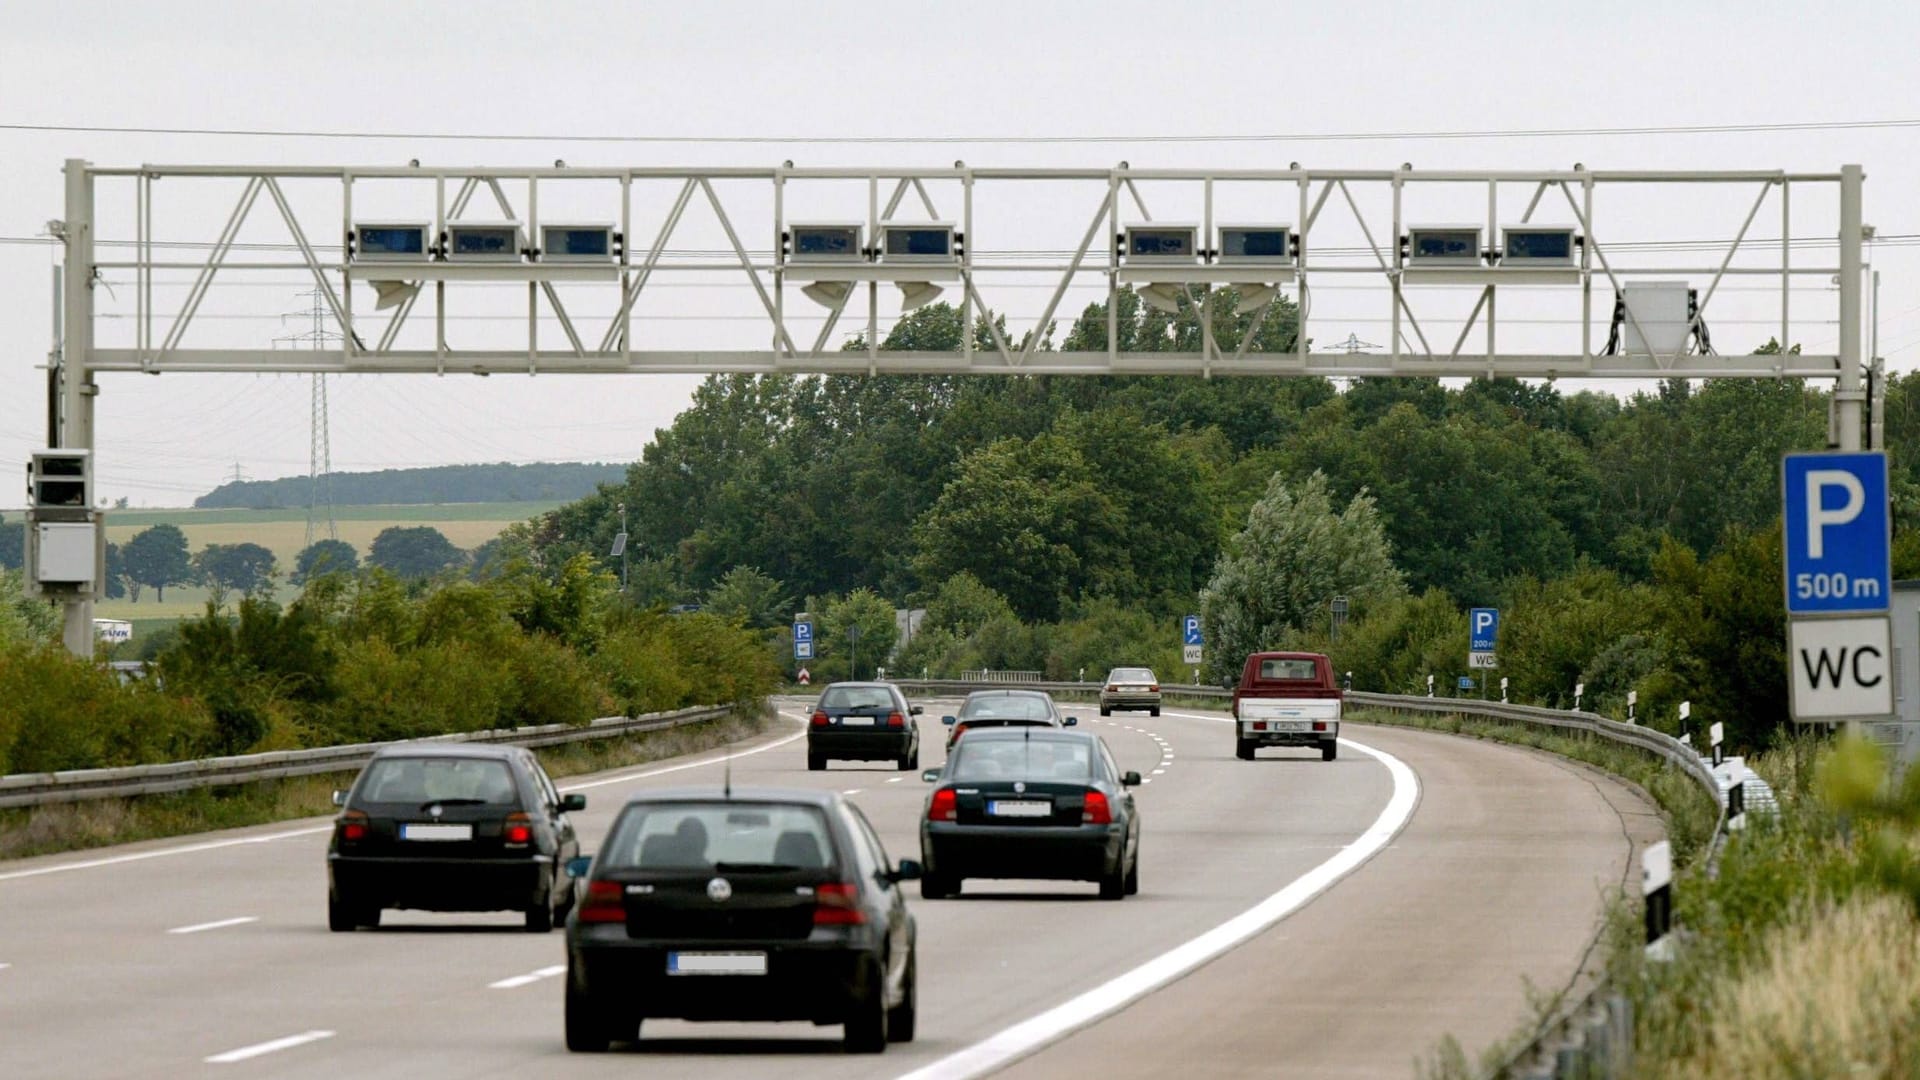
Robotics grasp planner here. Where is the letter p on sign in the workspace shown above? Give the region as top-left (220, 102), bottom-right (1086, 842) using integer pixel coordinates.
top-left (1805, 470), bottom-right (1865, 559)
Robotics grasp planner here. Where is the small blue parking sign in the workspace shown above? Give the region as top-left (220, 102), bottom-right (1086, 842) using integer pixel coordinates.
top-left (793, 620), bottom-right (814, 660)
top-left (1183, 615), bottom-right (1203, 647)
top-left (1783, 451), bottom-right (1890, 615)
top-left (1470, 608), bottom-right (1499, 653)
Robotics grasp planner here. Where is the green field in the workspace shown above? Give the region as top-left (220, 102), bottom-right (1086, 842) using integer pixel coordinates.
top-left (92, 501), bottom-right (562, 627)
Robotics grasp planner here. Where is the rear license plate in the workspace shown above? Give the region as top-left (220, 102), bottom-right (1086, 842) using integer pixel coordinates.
top-left (1273, 721), bottom-right (1311, 732)
top-left (668, 951), bottom-right (768, 976)
top-left (988, 800), bottom-right (1052, 818)
top-left (399, 823), bottom-right (472, 841)
top-left (838, 716), bottom-right (876, 726)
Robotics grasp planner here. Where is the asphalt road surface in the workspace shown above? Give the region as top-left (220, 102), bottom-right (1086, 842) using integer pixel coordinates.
top-left (0, 700), bottom-right (1658, 1079)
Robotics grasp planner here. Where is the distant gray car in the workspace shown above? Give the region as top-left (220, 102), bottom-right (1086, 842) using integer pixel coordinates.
top-left (1099, 668), bottom-right (1161, 717)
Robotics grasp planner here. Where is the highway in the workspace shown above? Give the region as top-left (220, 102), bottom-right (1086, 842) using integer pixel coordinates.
top-left (0, 699), bottom-right (1659, 1079)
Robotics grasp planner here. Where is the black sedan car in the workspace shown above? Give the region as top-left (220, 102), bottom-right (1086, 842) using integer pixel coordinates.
top-left (919, 728), bottom-right (1141, 901)
top-left (808, 682), bottom-right (923, 772)
top-left (564, 787), bottom-right (921, 1053)
top-left (327, 743), bottom-right (584, 932)
top-left (941, 689), bottom-right (1077, 750)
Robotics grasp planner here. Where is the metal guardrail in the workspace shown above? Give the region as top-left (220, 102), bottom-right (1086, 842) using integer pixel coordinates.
top-left (0, 705), bottom-right (734, 810)
top-left (897, 678), bottom-right (1730, 1080)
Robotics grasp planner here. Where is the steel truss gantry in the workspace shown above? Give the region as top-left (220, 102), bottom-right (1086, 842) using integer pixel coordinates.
top-left (43, 159), bottom-right (1871, 653)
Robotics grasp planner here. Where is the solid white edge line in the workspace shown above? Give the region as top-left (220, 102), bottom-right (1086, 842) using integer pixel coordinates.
top-left (205, 1029), bottom-right (335, 1064)
top-left (0, 713), bottom-right (811, 883)
top-left (0, 963), bottom-right (10, 971)
top-left (167, 915), bottom-right (258, 935)
top-left (894, 734), bottom-right (1419, 1080)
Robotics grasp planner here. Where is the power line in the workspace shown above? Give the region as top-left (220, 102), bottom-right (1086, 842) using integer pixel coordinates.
top-left (3, 117), bottom-right (1919, 145)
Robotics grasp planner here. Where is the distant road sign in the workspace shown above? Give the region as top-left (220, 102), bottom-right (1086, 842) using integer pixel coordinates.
top-left (1468, 652), bottom-right (1498, 669)
top-left (1789, 616), bottom-right (1892, 720)
top-left (794, 621), bottom-right (814, 643)
top-left (1783, 451), bottom-right (1890, 615)
top-left (1469, 608), bottom-right (1499, 653)
top-left (1456, 676), bottom-right (1475, 690)
top-left (1182, 615), bottom-right (1203, 647)
top-left (1182, 644), bottom-right (1203, 665)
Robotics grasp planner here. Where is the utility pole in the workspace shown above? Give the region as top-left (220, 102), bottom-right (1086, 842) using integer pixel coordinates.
top-left (57, 159), bottom-right (96, 658)
top-left (1835, 164), bottom-right (1865, 451)
top-left (277, 290), bottom-right (339, 547)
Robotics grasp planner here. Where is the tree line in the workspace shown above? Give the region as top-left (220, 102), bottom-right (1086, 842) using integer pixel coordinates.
top-left (193, 461), bottom-right (626, 509)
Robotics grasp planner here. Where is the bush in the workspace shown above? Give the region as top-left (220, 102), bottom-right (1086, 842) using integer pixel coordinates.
top-left (0, 641), bottom-right (212, 774)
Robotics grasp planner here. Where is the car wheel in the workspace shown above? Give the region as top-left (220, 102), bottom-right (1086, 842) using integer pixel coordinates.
top-left (1150, 707), bottom-right (1161, 718)
top-left (886, 951), bottom-right (917, 1043)
top-left (1321, 740), bottom-right (1339, 762)
top-left (1124, 854), bottom-right (1140, 896)
top-left (919, 873), bottom-right (954, 900)
top-left (1099, 706), bottom-right (1111, 717)
top-left (1235, 739), bottom-right (1255, 761)
top-left (808, 753), bottom-right (826, 772)
top-left (358, 905), bottom-right (381, 929)
top-left (565, 979), bottom-right (612, 1053)
top-left (526, 900), bottom-right (554, 933)
top-left (844, 957), bottom-right (889, 1053)
top-left (1098, 859), bottom-right (1127, 900)
top-left (327, 891), bottom-right (355, 933)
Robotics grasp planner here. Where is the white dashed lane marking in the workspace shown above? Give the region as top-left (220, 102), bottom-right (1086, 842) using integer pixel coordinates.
top-left (167, 916), bottom-right (257, 936)
top-left (490, 964), bottom-right (566, 990)
top-left (205, 1031), bottom-right (335, 1064)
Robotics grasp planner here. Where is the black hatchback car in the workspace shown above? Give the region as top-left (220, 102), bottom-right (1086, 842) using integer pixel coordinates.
top-left (808, 682), bottom-right (923, 772)
top-left (920, 728), bottom-right (1141, 900)
top-left (564, 787), bottom-right (920, 1053)
top-left (327, 744), bottom-right (584, 932)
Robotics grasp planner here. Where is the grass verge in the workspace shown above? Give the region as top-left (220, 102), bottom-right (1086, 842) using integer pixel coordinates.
top-left (0, 705), bottom-right (780, 862)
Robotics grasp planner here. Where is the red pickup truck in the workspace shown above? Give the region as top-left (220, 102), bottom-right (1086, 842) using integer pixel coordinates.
top-left (1232, 651), bottom-right (1342, 762)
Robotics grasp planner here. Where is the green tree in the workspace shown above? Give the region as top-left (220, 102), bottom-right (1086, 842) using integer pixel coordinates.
top-left (1198, 471), bottom-right (1404, 684)
top-left (122, 524), bottom-right (192, 602)
top-left (703, 566), bottom-right (790, 629)
top-left (368, 526), bottom-right (464, 580)
top-left (293, 539), bottom-right (359, 584)
top-left (194, 542), bottom-right (278, 599)
top-left (815, 588), bottom-right (900, 682)
top-left (922, 572), bottom-right (1016, 637)
top-left (103, 540), bottom-right (126, 601)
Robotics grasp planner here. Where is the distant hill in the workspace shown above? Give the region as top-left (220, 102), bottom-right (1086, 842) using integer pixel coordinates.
top-left (195, 462), bottom-right (627, 509)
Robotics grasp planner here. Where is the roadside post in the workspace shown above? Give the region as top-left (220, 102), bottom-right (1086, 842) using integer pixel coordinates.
top-left (1426, 674), bottom-right (1434, 697)
top-left (1728, 775), bottom-right (1748, 832)
top-left (1574, 682), bottom-right (1585, 711)
top-left (1627, 690), bottom-right (1638, 725)
top-left (1643, 840), bottom-right (1674, 961)
top-left (1500, 677), bottom-right (1509, 704)
top-left (1710, 721), bottom-right (1725, 768)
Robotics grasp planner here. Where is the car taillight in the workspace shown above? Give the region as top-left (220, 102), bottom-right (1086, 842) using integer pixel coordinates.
top-left (1083, 790), bottom-right (1112, 825)
top-left (928, 788), bottom-right (958, 822)
top-left (503, 811), bottom-right (532, 847)
top-left (887, 711), bottom-right (905, 728)
top-left (1105, 685), bottom-right (1117, 693)
top-left (1312, 721), bottom-right (1328, 732)
top-left (813, 882), bottom-right (866, 926)
top-left (1148, 684), bottom-right (1159, 692)
top-left (811, 711), bottom-right (829, 727)
top-left (578, 880), bottom-right (626, 924)
top-left (338, 809), bottom-right (368, 843)
top-left (951, 723), bottom-right (968, 740)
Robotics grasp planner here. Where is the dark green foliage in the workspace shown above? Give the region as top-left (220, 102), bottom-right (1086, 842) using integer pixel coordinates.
top-left (193, 542), bottom-right (278, 597)
top-left (368, 526), bottom-right (464, 579)
top-left (292, 539), bottom-right (359, 583)
top-left (194, 462), bottom-right (626, 509)
top-left (122, 524), bottom-right (193, 602)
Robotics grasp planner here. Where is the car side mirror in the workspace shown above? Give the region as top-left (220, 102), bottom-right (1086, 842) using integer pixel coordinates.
top-left (564, 856), bottom-right (593, 880)
top-left (1122, 771), bottom-right (1143, 787)
top-left (922, 769), bottom-right (941, 782)
top-left (891, 858), bottom-right (923, 883)
top-left (560, 793), bottom-right (587, 813)
top-left (331, 790), bottom-right (348, 807)
top-left (1064, 716), bottom-right (1079, 727)
top-left (910, 705), bottom-right (924, 716)
top-left (941, 715), bottom-right (956, 725)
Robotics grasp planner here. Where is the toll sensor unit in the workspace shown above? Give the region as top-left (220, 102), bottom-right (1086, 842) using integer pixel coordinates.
top-left (351, 222), bottom-right (433, 262)
top-left (444, 222), bottom-right (526, 262)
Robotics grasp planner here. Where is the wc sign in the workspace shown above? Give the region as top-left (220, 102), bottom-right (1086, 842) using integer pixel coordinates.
top-left (1782, 451), bottom-right (1893, 722)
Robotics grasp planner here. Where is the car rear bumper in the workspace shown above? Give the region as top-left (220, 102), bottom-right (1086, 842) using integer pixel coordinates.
top-left (808, 730), bottom-right (913, 760)
top-left (1099, 693), bottom-right (1162, 710)
top-left (328, 853), bottom-right (548, 911)
top-left (922, 822), bottom-right (1122, 881)
top-left (569, 931), bottom-right (882, 1023)
top-left (1238, 720), bottom-right (1339, 746)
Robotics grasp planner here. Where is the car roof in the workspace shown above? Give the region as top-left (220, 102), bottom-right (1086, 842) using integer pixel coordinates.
top-left (821, 681), bottom-right (896, 690)
top-left (614, 786), bottom-right (845, 809)
top-left (960, 689), bottom-right (1052, 699)
top-left (367, 743), bottom-right (524, 761)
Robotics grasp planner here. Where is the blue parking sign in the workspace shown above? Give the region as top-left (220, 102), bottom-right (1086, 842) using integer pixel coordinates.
top-left (1182, 615), bottom-right (1203, 647)
top-left (1470, 608), bottom-right (1498, 653)
top-left (1783, 451), bottom-right (1890, 615)
top-left (793, 620), bottom-right (815, 660)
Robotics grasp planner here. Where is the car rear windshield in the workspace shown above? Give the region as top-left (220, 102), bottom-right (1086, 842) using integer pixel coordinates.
top-left (948, 737), bottom-right (1094, 782)
top-left (819, 686), bottom-right (894, 710)
top-left (1257, 658), bottom-right (1321, 681)
top-left (600, 802), bottom-right (837, 872)
top-left (357, 757), bottom-right (518, 805)
top-left (1109, 669), bottom-right (1155, 682)
top-left (959, 695), bottom-right (1053, 721)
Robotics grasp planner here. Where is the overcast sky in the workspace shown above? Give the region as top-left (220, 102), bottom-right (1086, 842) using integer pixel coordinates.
top-left (2, 0), bottom-right (1915, 507)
